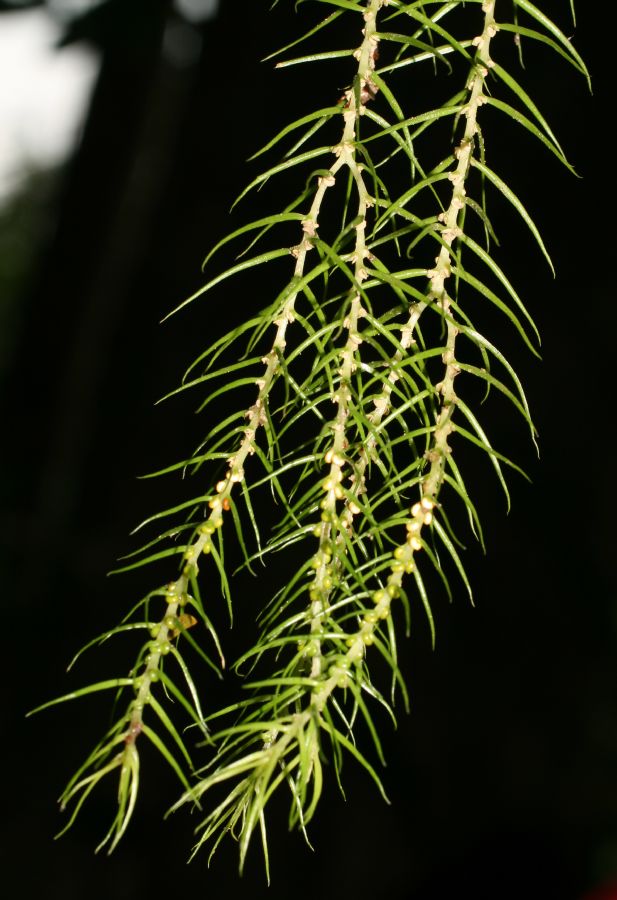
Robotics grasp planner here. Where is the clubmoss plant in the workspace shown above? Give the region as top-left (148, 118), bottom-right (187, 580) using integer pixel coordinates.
top-left (32, 0), bottom-right (588, 878)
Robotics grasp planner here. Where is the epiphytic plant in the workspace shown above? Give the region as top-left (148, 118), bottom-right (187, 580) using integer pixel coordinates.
top-left (32, 0), bottom-right (588, 879)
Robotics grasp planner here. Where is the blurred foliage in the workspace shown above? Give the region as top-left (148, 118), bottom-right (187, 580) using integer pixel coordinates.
top-left (0, 166), bottom-right (59, 379)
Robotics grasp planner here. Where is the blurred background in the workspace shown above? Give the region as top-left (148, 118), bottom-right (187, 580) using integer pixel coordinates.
top-left (0, 1), bottom-right (614, 897)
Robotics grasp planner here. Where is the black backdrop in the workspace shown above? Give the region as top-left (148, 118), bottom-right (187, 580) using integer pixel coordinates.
top-left (1, 1), bottom-right (614, 897)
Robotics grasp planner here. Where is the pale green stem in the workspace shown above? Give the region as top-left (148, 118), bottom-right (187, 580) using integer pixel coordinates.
top-left (422, 0), bottom-right (497, 503)
top-left (306, 0), bottom-right (384, 680)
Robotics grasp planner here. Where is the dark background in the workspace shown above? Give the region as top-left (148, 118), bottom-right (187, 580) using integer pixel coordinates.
top-left (1, 1), bottom-right (614, 897)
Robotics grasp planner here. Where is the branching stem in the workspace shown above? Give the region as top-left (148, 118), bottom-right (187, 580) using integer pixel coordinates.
top-left (41, 0), bottom-right (588, 871)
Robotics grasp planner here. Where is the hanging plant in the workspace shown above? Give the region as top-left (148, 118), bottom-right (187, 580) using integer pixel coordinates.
top-left (32, 0), bottom-right (588, 879)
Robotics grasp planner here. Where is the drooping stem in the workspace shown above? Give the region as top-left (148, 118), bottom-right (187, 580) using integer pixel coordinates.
top-left (45, 0), bottom-right (588, 868)
top-left (423, 0), bottom-right (497, 502)
top-left (127, 0), bottom-right (389, 740)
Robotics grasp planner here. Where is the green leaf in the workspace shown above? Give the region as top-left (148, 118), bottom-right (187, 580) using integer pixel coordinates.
top-left (450, 262), bottom-right (539, 353)
top-left (454, 400), bottom-right (530, 508)
top-left (470, 158), bottom-right (554, 274)
top-left (513, 0), bottom-right (590, 88)
top-left (320, 720), bottom-right (390, 803)
top-left (456, 232), bottom-right (539, 346)
top-left (489, 62), bottom-right (568, 162)
top-left (275, 49), bottom-right (354, 68)
top-left (392, 5), bottom-right (472, 62)
top-left (412, 565), bottom-right (435, 648)
top-left (149, 694), bottom-right (193, 762)
top-left (67, 623), bottom-right (152, 672)
top-left (163, 249), bottom-right (292, 319)
top-left (433, 518), bottom-right (473, 604)
top-left (203, 213), bottom-right (305, 266)
top-left (233, 147), bottom-right (334, 208)
top-left (27, 679), bottom-right (134, 715)
top-left (262, 11), bottom-right (344, 62)
top-left (484, 96), bottom-right (576, 174)
top-left (496, 22), bottom-right (586, 77)
top-left (305, 0), bottom-right (364, 11)
top-left (142, 724), bottom-right (192, 791)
